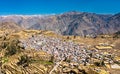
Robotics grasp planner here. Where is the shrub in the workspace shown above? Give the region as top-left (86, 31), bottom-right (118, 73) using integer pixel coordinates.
top-left (1, 42), bottom-right (8, 49)
top-left (94, 61), bottom-right (105, 67)
top-left (5, 45), bottom-right (17, 55)
top-left (49, 55), bottom-right (54, 63)
top-left (94, 62), bottom-right (101, 66)
top-left (5, 38), bottom-right (21, 56)
top-left (17, 55), bottom-right (30, 67)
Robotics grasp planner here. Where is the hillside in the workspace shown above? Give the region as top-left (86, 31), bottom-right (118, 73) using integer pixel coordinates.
top-left (0, 11), bottom-right (120, 36)
top-left (0, 22), bottom-right (23, 36)
top-left (0, 29), bottom-right (120, 74)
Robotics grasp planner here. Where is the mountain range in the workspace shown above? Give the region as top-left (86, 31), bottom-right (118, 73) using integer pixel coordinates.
top-left (0, 11), bottom-right (120, 36)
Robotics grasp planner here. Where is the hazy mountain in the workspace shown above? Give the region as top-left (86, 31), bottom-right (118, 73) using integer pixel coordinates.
top-left (0, 11), bottom-right (120, 36)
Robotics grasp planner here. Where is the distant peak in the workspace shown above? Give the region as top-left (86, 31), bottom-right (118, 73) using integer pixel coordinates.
top-left (0, 14), bottom-right (56, 17)
top-left (63, 11), bottom-right (83, 15)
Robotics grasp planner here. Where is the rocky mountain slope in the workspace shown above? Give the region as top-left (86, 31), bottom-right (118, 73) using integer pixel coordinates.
top-left (0, 11), bottom-right (120, 36)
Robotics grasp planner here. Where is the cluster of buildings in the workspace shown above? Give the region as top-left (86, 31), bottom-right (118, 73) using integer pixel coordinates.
top-left (20, 34), bottom-right (116, 66)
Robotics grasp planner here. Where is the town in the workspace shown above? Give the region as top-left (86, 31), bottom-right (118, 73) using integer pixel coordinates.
top-left (18, 31), bottom-right (120, 74)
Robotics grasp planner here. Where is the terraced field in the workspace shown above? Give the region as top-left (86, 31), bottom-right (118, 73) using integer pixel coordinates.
top-left (0, 30), bottom-right (120, 74)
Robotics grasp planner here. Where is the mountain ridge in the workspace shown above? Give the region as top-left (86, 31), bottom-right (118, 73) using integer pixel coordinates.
top-left (0, 11), bottom-right (120, 36)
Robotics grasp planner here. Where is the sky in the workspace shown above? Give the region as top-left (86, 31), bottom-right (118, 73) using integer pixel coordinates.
top-left (0, 0), bottom-right (120, 15)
